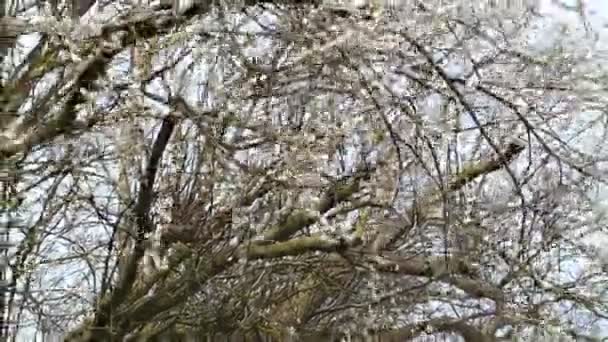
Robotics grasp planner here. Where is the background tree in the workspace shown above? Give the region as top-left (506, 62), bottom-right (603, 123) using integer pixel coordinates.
top-left (2, 0), bottom-right (608, 341)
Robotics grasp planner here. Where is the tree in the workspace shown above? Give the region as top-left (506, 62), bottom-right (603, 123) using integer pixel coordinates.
top-left (2, 0), bottom-right (608, 341)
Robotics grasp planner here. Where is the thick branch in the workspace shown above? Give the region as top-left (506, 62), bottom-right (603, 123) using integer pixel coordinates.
top-left (263, 168), bottom-right (371, 242)
top-left (447, 140), bottom-right (525, 191)
top-left (0, 10), bottom-right (178, 160)
top-left (375, 139), bottom-right (526, 251)
top-left (96, 115), bottom-right (176, 324)
top-left (262, 209), bottom-right (318, 242)
top-left (0, 16), bottom-right (27, 49)
top-left (65, 115), bottom-right (177, 341)
top-left (362, 252), bottom-right (504, 303)
top-left (246, 234), bottom-right (357, 259)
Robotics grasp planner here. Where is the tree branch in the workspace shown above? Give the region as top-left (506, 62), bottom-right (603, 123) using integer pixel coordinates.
top-left (374, 138), bottom-right (526, 251)
top-left (65, 115), bottom-right (177, 341)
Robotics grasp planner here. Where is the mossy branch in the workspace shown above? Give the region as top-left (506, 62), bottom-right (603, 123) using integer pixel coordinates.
top-left (246, 235), bottom-right (353, 259)
top-left (0, 10), bottom-right (182, 161)
top-left (262, 169), bottom-right (372, 242)
top-left (371, 139), bottom-right (526, 252)
top-left (263, 209), bottom-right (318, 242)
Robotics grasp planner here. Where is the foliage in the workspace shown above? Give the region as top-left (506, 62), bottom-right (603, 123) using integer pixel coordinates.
top-left (1, 0), bottom-right (608, 341)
